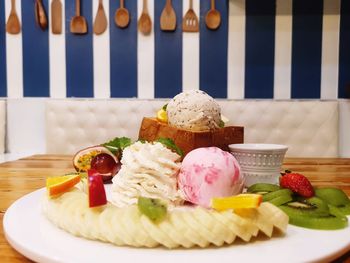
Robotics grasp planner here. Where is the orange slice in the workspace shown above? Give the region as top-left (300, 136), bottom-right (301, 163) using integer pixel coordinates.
top-left (46, 174), bottom-right (81, 197)
top-left (211, 194), bottom-right (262, 211)
top-left (156, 108), bottom-right (168, 123)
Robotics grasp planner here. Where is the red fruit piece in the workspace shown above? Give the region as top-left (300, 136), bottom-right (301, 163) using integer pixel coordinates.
top-left (88, 169), bottom-right (107, 207)
top-left (279, 172), bottom-right (314, 198)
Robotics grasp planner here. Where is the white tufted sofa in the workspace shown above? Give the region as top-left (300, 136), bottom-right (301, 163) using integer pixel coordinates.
top-left (45, 100), bottom-right (338, 158)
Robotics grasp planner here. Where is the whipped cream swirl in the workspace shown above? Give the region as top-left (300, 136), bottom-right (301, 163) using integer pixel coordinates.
top-left (111, 141), bottom-right (184, 207)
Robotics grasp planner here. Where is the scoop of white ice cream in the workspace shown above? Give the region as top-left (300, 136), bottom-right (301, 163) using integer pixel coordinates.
top-left (110, 141), bottom-right (184, 207)
top-left (167, 90), bottom-right (221, 131)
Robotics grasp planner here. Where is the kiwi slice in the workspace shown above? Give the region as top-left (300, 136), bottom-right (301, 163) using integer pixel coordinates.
top-left (336, 204), bottom-right (350, 215)
top-left (262, 189), bottom-right (293, 202)
top-left (280, 197), bottom-right (330, 217)
top-left (247, 183), bottom-right (280, 194)
top-left (328, 205), bottom-right (348, 220)
top-left (315, 188), bottom-right (350, 206)
top-left (137, 197), bottom-right (167, 223)
top-left (285, 213), bottom-right (348, 230)
top-left (268, 195), bottom-right (293, 206)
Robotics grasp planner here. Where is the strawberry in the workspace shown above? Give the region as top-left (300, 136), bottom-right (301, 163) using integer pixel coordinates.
top-left (279, 171), bottom-right (314, 198)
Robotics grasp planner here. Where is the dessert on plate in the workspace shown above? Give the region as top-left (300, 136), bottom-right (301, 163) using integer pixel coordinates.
top-left (139, 90), bottom-right (244, 155)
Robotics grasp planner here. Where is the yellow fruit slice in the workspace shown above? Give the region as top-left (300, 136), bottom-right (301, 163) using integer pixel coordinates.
top-left (46, 174), bottom-right (81, 197)
top-left (157, 108), bottom-right (168, 123)
top-left (211, 194), bottom-right (262, 211)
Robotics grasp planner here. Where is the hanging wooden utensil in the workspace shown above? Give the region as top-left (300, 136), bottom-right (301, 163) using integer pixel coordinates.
top-left (35, 0), bottom-right (48, 30)
top-left (182, 0), bottom-right (199, 32)
top-left (138, 0), bottom-right (152, 35)
top-left (94, 0), bottom-right (108, 35)
top-left (205, 0), bottom-right (221, 30)
top-left (160, 0), bottom-right (176, 31)
top-left (51, 0), bottom-right (62, 34)
top-left (70, 0), bottom-right (88, 34)
top-left (6, 0), bottom-right (21, 34)
top-left (115, 0), bottom-right (130, 28)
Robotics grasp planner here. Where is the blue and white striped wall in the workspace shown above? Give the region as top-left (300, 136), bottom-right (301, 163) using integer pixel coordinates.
top-left (1, 0), bottom-right (350, 99)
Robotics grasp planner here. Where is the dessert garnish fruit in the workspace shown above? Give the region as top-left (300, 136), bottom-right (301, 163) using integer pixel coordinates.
top-left (46, 173), bottom-right (81, 198)
top-left (247, 170), bottom-right (350, 230)
top-left (137, 197), bottom-right (168, 222)
top-left (211, 194), bottom-right (262, 211)
top-left (43, 138), bottom-right (290, 248)
top-left (87, 169), bottom-right (107, 208)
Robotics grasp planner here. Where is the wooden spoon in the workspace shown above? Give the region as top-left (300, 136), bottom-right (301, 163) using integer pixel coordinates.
top-left (6, 0), bottom-right (21, 34)
top-left (115, 0), bottom-right (130, 28)
top-left (94, 0), bottom-right (108, 35)
top-left (35, 0), bottom-right (48, 30)
top-left (138, 0), bottom-right (152, 35)
top-left (51, 0), bottom-right (62, 34)
top-left (205, 0), bottom-right (221, 30)
top-left (160, 0), bottom-right (176, 31)
top-left (70, 0), bottom-right (88, 34)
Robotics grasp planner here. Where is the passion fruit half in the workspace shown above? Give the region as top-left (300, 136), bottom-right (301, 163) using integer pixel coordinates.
top-left (73, 146), bottom-right (118, 173)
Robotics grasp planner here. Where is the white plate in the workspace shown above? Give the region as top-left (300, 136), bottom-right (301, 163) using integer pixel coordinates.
top-left (4, 188), bottom-right (350, 263)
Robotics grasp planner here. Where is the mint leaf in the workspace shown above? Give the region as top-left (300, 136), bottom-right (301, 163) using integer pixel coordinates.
top-left (156, 138), bottom-right (184, 157)
top-left (162, 104), bottom-right (168, 111)
top-left (102, 137), bottom-right (132, 156)
top-left (219, 120), bottom-right (225, 128)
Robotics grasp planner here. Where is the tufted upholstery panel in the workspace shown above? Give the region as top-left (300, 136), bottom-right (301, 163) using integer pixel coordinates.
top-left (46, 100), bottom-right (338, 157)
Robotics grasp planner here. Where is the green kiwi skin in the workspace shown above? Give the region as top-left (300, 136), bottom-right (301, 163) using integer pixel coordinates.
top-left (286, 213), bottom-right (348, 230)
top-left (247, 183), bottom-right (280, 193)
top-left (268, 195), bottom-right (293, 206)
top-left (262, 189), bottom-right (293, 202)
top-left (315, 188), bottom-right (350, 206)
top-left (137, 197), bottom-right (167, 222)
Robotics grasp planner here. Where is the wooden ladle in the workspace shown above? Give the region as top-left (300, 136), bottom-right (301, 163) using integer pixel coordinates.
top-left (6, 0), bottom-right (21, 34)
top-left (70, 0), bottom-right (88, 34)
top-left (138, 0), bottom-right (152, 35)
top-left (160, 0), bottom-right (176, 31)
top-left (34, 0), bottom-right (48, 30)
top-left (94, 0), bottom-right (108, 35)
top-left (205, 0), bottom-right (221, 30)
top-left (115, 0), bottom-right (130, 28)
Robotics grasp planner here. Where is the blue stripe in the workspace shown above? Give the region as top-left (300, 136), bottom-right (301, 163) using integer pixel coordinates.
top-left (109, 0), bottom-right (137, 98)
top-left (21, 0), bottom-right (50, 97)
top-left (155, 0), bottom-right (182, 98)
top-left (0, 0), bottom-right (6, 97)
top-left (66, 0), bottom-right (93, 97)
top-left (244, 0), bottom-right (275, 99)
top-left (200, 0), bottom-right (228, 98)
top-left (339, 0), bottom-right (350, 99)
top-left (291, 0), bottom-right (323, 99)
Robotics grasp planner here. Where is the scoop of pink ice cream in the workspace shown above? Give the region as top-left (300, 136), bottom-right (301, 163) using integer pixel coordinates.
top-left (178, 147), bottom-right (244, 207)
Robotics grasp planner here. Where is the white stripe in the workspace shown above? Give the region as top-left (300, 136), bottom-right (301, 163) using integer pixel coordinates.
top-left (227, 0), bottom-right (245, 99)
top-left (93, 0), bottom-right (110, 98)
top-left (321, 0), bottom-right (340, 100)
top-left (137, 0), bottom-right (155, 99)
top-left (49, 0), bottom-right (66, 98)
top-left (274, 0), bottom-right (292, 100)
top-left (182, 0), bottom-right (199, 92)
top-left (5, 0), bottom-right (23, 98)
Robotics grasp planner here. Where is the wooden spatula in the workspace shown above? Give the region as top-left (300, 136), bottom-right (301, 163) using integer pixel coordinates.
top-left (182, 0), bottom-right (198, 32)
top-left (160, 0), bottom-right (176, 31)
top-left (6, 0), bottom-right (21, 34)
top-left (94, 0), bottom-right (107, 35)
top-left (51, 0), bottom-right (62, 34)
top-left (70, 0), bottom-right (88, 34)
top-left (35, 0), bottom-right (48, 30)
top-left (138, 0), bottom-right (152, 35)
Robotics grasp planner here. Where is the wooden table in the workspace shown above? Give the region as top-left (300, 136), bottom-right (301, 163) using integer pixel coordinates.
top-left (1, 155), bottom-right (350, 262)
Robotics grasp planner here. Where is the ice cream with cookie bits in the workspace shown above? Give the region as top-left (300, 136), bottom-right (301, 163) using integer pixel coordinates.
top-left (178, 147), bottom-right (244, 208)
top-left (166, 90), bottom-right (221, 131)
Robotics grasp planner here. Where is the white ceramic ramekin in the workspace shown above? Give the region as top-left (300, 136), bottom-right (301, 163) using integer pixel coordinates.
top-left (229, 144), bottom-right (288, 187)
